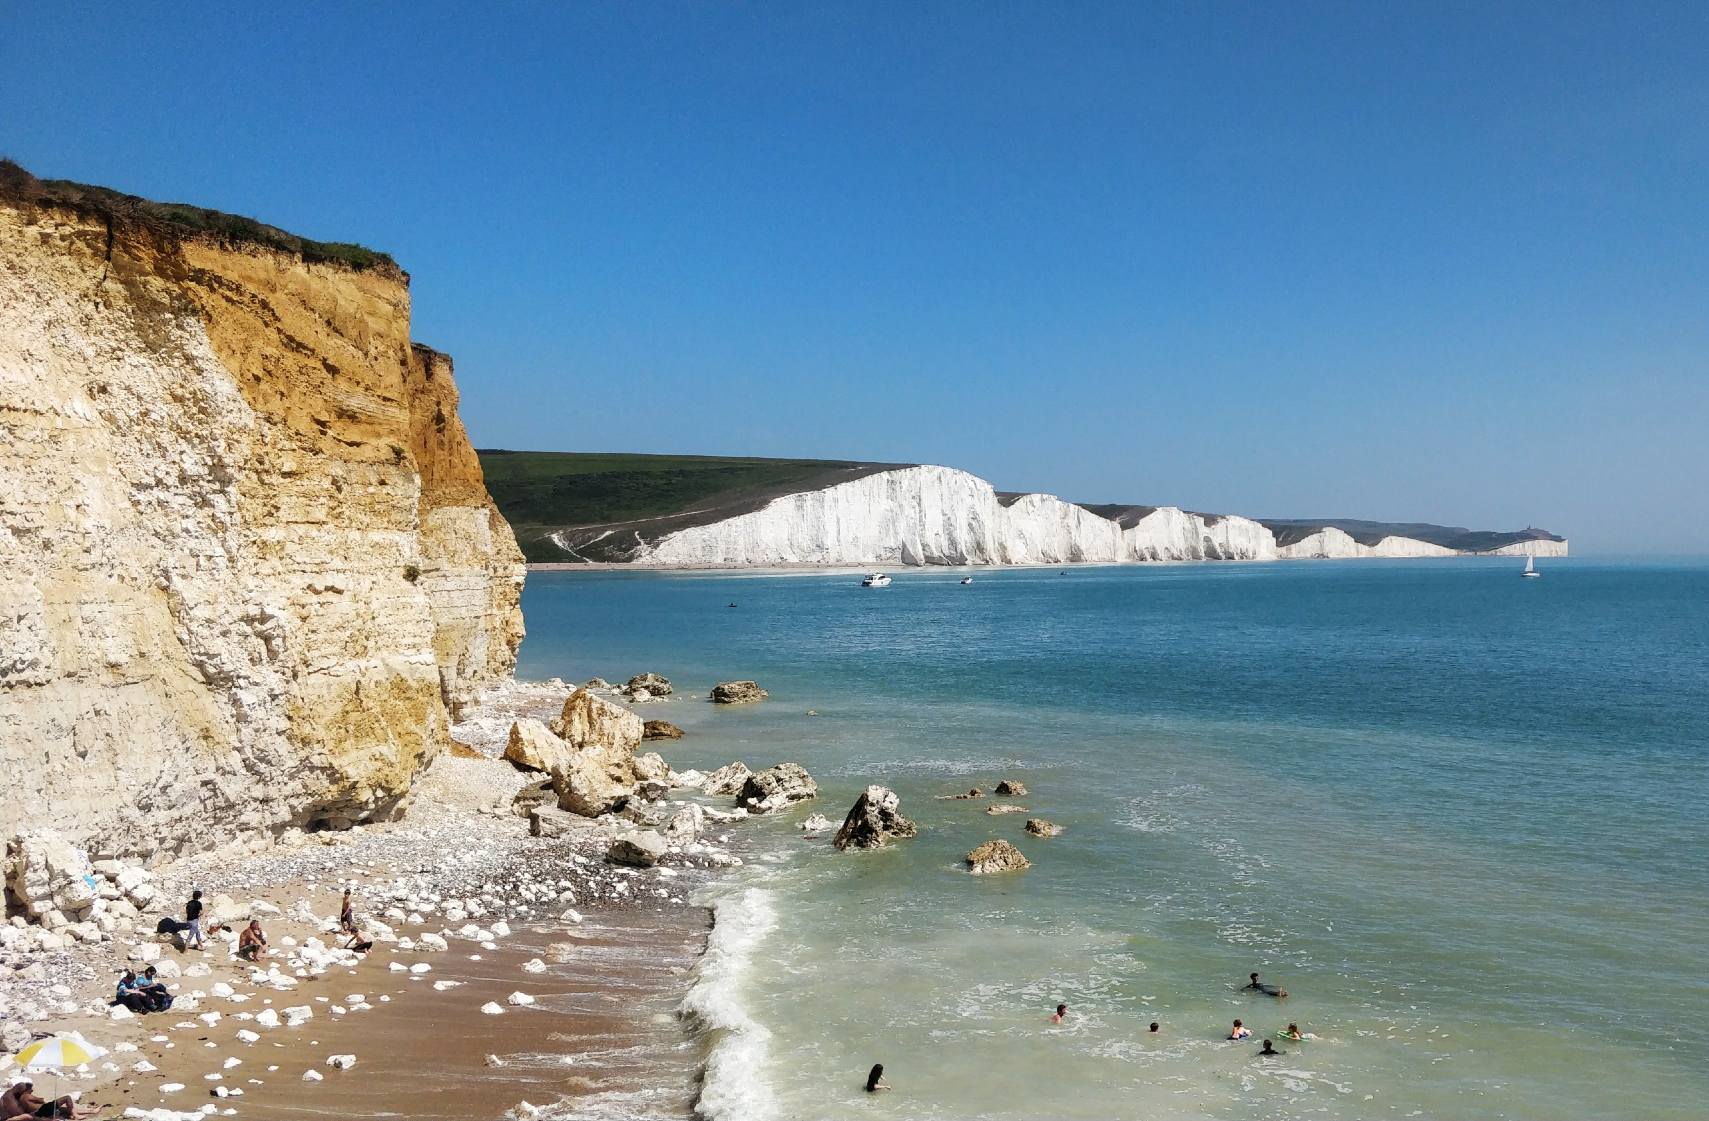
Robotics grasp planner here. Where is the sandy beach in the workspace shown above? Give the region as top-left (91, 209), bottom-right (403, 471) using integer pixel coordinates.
top-left (2, 679), bottom-right (743, 1121)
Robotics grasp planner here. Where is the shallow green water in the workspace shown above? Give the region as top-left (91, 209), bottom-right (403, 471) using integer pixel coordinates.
top-left (519, 559), bottom-right (1709, 1120)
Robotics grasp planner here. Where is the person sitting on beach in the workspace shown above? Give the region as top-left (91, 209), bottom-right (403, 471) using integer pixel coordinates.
top-left (2, 1079), bottom-right (95, 1120)
top-left (139, 965), bottom-right (173, 1011)
top-left (1257, 1039), bottom-right (1284, 1057)
top-left (237, 919), bottom-right (269, 961)
top-left (344, 929), bottom-right (374, 954)
top-left (1050, 1003), bottom-right (1068, 1025)
top-left (339, 887), bottom-right (357, 934)
top-left (863, 1064), bottom-right (890, 1093)
top-left (1243, 972), bottom-right (1287, 998)
top-left (115, 969), bottom-right (152, 1013)
top-left (184, 889), bottom-right (205, 950)
top-left (1229, 1018), bottom-right (1251, 1040)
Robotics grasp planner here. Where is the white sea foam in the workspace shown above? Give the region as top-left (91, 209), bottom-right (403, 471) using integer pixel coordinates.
top-left (680, 886), bottom-right (779, 1121)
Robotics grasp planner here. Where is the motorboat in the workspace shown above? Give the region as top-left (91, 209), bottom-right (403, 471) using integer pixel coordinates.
top-left (861, 572), bottom-right (892, 587)
top-left (960, 577), bottom-right (974, 585)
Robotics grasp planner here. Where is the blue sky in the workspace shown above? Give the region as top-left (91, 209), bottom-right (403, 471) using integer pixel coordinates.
top-left (5, 2), bottom-right (1706, 551)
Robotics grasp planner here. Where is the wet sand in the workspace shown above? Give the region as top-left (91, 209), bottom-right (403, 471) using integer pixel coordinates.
top-left (93, 903), bottom-right (707, 1121)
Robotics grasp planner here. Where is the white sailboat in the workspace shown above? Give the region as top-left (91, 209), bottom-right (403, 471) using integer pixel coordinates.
top-left (1521, 554), bottom-right (1540, 578)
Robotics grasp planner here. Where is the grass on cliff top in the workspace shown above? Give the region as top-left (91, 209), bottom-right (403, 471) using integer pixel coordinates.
top-left (0, 159), bottom-right (397, 273)
top-left (477, 450), bottom-right (896, 561)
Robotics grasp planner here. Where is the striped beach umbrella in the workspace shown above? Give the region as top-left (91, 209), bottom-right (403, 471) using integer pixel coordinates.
top-left (15, 1032), bottom-right (107, 1070)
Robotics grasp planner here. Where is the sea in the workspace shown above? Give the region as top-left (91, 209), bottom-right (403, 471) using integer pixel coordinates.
top-left (515, 558), bottom-right (1709, 1121)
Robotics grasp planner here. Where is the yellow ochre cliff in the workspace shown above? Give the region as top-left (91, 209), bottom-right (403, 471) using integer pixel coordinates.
top-left (0, 164), bottom-right (525, 857)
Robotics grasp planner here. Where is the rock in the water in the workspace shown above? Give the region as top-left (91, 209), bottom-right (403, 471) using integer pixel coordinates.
top-left (965, 839), bottom-right (1030, 874)
top-left (662, 804), bottom-right (705, 844)
top-left (548, 689), bottom-right (644, 816)
top-left (607, 831), bottom-right (669, 868)
top-left (994, 779), bottom-right (1028, 797)
top-left (832, 785), bottom-right (918, 851)
top-left (701, 761), bottom-right (752, 796)
top-left (1024, 819), bottom-right (1062, 837)
top-left (584, 677), bottom-right (611, 689)
top-left (622, 672), bottom-right (672, 697)
top-left (642, 720), bottom-right (684, 741)
top-left (985, 803), bottom-right (1028, 815)
top-left (736, 762), bottom-right (817, 813)
top-left (504, 719), bottom-right (567, 773)
top-left (633, 752), bottom-right (671, 783)
top-left (798, 814), bottom-right (835, 833)
top-left (710, 680), bottom-right (768, 705)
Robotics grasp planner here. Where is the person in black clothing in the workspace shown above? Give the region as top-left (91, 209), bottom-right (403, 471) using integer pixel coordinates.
top-left (1257, 1039), bottom-right (1284, 1057)
top-left (1243, 972), bottom-right (1287, 998)
top-left (139, 966), bottom-right (173, 1011)
top-left (185, 889), bottom-right (204, 949)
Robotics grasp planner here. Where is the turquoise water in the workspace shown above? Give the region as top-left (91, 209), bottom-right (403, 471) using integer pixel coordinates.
top-left (518, 560), bottom-right (1709, 1120)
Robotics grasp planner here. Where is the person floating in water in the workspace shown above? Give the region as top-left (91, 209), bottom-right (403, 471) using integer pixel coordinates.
top-left (1281, 1022), bottom-right (1315, 1041)
top-left (1148, 1021), bottom-right (1160, 1034)
top-left (1243, 971), bottom-right (1287, 997)
top-left (1050, 1003), bottom-right (1068, 1024)
top-left (1229, 1018), bottom-right (1251, 1040)
top-left (864, 1064), bottom-right (890, 1092)
top-left (1257, 1039), bottom-right (1284, 1057)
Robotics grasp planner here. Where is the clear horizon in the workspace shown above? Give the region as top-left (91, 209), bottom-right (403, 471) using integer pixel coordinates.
top-left (5, 2), bottom-right (1705, 551)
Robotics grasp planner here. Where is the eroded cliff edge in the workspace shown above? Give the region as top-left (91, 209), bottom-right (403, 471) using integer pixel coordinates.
top-left (0, 167), bottom-right (525, 857)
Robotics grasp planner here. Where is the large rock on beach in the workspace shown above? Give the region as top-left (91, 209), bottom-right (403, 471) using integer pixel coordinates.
top-left (965, 839), bottom-right (1030, 874)
top-left (7, 830), bottom-right (98, 922)
top-left (642, 720), bottom-right (684, 740)
top-left (736, 763), bottom-right (817, 813)
top-left (607, 830), bottom-right (668, 868)
top-left (710, 680), bottom-right (768, 705)
top-left (633, 752), bottom-right (671, 783)
top-left (547, 689), bottom-right (644, 816)
top-left (511, 779), bottom-right (556, 818)
top-left (622, 673), bottom-right (672, 697)
top-left (663, 804), bottom-right (706, 844)
top-left (833, 786), bottom-right (918, 851)
top-left (1024, 819), bottom-right (1062, 837)
top-left (701, 761), bottom-right (752, 796)
top-left (504, 719), bottom-right (568, 773)
top-left (529, 806), bottom-right (580, 838)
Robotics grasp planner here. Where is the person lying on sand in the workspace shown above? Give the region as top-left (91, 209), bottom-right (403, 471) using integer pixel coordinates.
top-left (1257, 1039), bottom-right (1284, 1057)
top-left (2, 1080), bottom-right (97, 1120)
top-left (1229, 1019), bottom-right (1251, 1040)
top-left (1243, 972), bottom-right (1287, 997)
top-left (1050, 1003), bottom-right (1068, 1024)
top-left (237, 919), bottom-right (269, 961)
top-left (864, 1064), bottom-right (891, 1092)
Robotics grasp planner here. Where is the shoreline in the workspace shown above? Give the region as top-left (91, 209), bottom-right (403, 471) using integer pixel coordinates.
top-left (0, 677), bottom-right (753, 1121)
top-left (525, 554), bottom-right (1564, 573)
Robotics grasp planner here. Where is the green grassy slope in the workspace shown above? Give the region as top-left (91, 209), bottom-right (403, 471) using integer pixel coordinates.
top-left (477, 450), bottom-right (902, 561)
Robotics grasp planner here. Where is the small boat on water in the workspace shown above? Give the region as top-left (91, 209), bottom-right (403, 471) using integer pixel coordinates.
top-left (861, 572), bottom-right (892, 588)
top-left (1521, 555), bottom-right (1541, 579)
top-left (960, 577), bottom-right (974, 585)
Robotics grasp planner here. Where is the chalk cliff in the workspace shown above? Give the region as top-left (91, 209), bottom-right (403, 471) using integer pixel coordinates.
top-left (0, 167), bottom-right (524, 858)
top-left (624, 464), bottom-right (1565, 568)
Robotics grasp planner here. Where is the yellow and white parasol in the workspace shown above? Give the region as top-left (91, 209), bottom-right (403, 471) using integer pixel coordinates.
top-left (15, 1031), bottom-right (108, 1070)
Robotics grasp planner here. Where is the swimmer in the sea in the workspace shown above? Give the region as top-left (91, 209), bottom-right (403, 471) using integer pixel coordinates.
top-left (1050, 1003), bottom-right (1068, 1024)
top-left (1257, 1039), bottom-right (1284, 1057)
top-left (864, 1063), bottom-right (890, 1092)
top-left (1281, 1022), bottom-right (1315, 1041)
top-left (1148, 1021), bottom-right (1160, 1034)
top-left (1229, 1018), bottom-right (1251, 1040)
top-left (1243, 971), bottom-right (1287, 997)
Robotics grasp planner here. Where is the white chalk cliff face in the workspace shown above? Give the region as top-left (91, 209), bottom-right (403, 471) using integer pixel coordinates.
top-left (0, 189), bottom-right (524, 859)
top-left (630, 465), bottom-right (1565, 568)
top-left (634, 466), bottom-right (1279, 566)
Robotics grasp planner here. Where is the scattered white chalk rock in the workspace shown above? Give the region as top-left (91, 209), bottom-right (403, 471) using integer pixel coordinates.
top-left (418, 933), bottom-right (448, 952)
top-left (235, 1030), bottom-right (260, 1044)
top-left (253, 1009), bottom-right (280, 1029)
top-left (521, 958), bottom-right (547, 974)
top-left (327, 1054), bottom-right (357, 1070)
top-left (480, 1002), bottom-right (505, 1015)
top-left (506, 991), bottom-right (535, 1007)
top-left (158, 1082), bottom-right (185, 1093)
top-left (432, 980), bottom-right (460, 991)
top-left (409, 963), bottom-right (431, 974)
top-left (301, 1069), bottom-right (323, 1083)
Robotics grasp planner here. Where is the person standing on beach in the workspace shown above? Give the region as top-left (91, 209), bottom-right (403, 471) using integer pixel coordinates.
top-left (184, 889), bottom-right (204, 950)
top-left (339, 886), bottom-right (357, 934)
